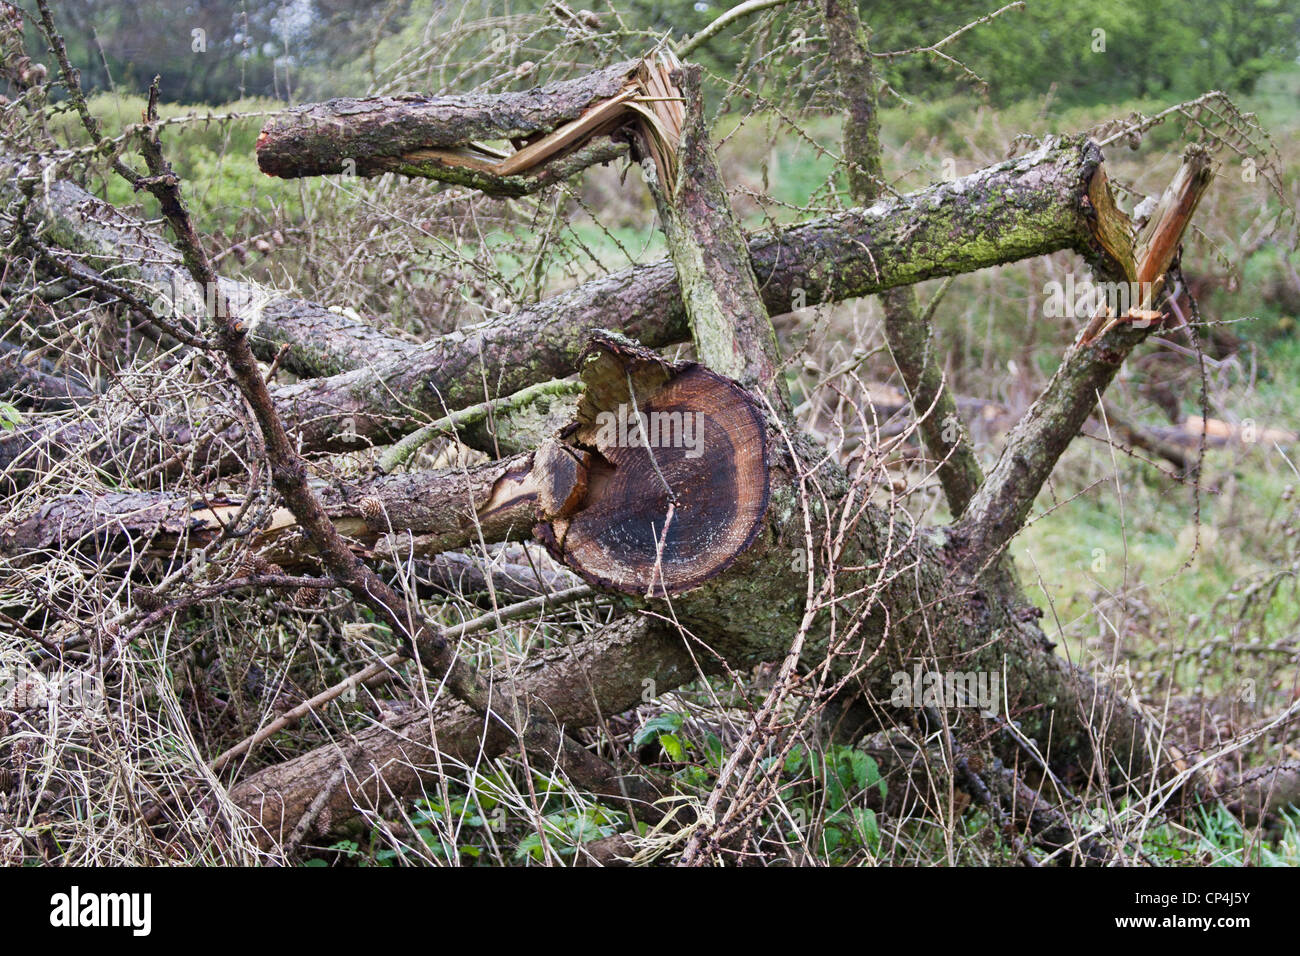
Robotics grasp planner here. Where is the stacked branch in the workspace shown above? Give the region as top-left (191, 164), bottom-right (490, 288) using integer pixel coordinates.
top-left (221, 66), bottom-right (1235, 856)
top-left (2, 137), bottom-right (1109, 486)
top-left (7, 31), bottom-right (1293, 866)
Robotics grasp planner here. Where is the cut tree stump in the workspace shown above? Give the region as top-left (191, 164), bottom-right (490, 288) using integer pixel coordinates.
top-left (536, 331), bottom-right (770, 597)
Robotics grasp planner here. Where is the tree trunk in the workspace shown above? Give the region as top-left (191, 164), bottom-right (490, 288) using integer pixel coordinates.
top-left (1, 138), bottom-right (1106, 485)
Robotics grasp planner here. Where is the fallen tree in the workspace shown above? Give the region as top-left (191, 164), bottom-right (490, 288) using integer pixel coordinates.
top-left (1, 133), bottom-right (1109, 483)
top-left (3, 3), bottom-right (1296, 866)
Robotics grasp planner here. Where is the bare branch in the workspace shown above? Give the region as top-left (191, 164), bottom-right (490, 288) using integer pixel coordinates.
top-left (255, 61), bottom-right (640, 194)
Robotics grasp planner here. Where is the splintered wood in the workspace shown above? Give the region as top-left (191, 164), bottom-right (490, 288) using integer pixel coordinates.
top-left (407, 51), bottom-right (686, 189)
top-left (1080, 146), bottom-right (1215, 344)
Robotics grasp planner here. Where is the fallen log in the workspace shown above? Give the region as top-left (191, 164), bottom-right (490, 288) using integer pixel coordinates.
top-left (227, 614), bottom-right (696, 848)
top-left (0, 341), bottom-right (95, 411)
top-left (0, 453), bottom-right (540, 567)
top-left (0, 154), bottom-right (419, 381)
top-left (220, 78), bottom-right (1234, 857)
top-left (407, 548), bottom-right (581, 602)
top-left (255, 61), bottom-right (641, 194)
top-left (0, 136), bottom-right (1111, 488)
top-left (8, 26), bottom-right (1270, 861)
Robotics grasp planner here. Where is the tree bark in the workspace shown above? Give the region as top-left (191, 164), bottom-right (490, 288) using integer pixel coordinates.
top-left (255, 62), bottom-right (639, 194)
top-left (1, 452), bottom-right (540, 567)
top-left (226, 615), bottom-right (697, 850)
top-left (2, 138), bottom-right (1108, 486)
top-left (0, 155), bottom-right (418, 380)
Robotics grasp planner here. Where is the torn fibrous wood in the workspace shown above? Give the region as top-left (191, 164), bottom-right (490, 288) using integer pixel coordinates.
top-left (1080, 145), bottom-right (1215, 343)
top-left (955, 148), bottom-right (1217, 567)
top-left (255, 52), bottom-right (697, 198)
top-left (537, 332), bottom-right (769, 597)
top-left (256, 61), bottom-right (652, 195)
top-left (626, 49), bottom-right (686, 190)
top-left (630, 59), bottom-right (787, 409)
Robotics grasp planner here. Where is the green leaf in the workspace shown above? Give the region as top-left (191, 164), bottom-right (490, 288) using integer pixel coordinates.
top-left (515, 832), bottom-right (544, 861)
top-left (633, 712), bottom-right (684, 747)
top-left (849, 751), bottom-right (870, 790)
top-left (658, 732), bottom-right (686, 762)
top-left (703, 731), bottom-right (725, 767)
top-left (855, 808), bottom-right (880, 852)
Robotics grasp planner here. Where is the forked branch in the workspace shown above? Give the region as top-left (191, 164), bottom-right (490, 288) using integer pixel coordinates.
top-left (955, 146), bottom-right (1216, 568)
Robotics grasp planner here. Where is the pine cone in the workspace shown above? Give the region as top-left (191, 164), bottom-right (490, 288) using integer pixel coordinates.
top-left (132, 586), bottom-right (164, 611)
top-left (6, 677), bottom-right (46, 712)
top-left (239, 554), bottom-right (282, 577)
top-left (359, 496), bottom-right (384, 526)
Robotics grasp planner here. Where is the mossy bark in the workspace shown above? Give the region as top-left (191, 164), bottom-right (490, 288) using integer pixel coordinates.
top-left (2, 139), bottom-right (1104, 486)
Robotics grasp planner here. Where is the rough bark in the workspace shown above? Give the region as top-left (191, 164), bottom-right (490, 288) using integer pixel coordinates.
top-left (227, 615), bottom-right (697, 848)
top-left (8, 119), bottom-right (1198, 814)
top-left (0, 341), bottom-right (95, 410)
top-left (0, 453), bottom-right (540, 567)
top-left (212, 150), bottom-right (1201, 856)
top-left (954, 147), bottom-right (1215, 569)
top-left (21, 137), bottom-right (1105, 388)
top-left (123, 86), bottom-right (684, 826)
top-left (255, 62), bottom-right (639, 194)
top-left (639, 55), bottom-right (788, 408)
top-left (3, 38), bottom-right (1255, 861)
top-left (407, 549), bottom-right (581, 602)
top-left (0, 137), bottom-right (1107, 488)
top-left (0, 154), bottom-right (419, 380)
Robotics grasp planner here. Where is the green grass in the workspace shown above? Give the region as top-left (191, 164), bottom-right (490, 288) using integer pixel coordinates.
top-left (1138, 805), bottom-right (1300, 866)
